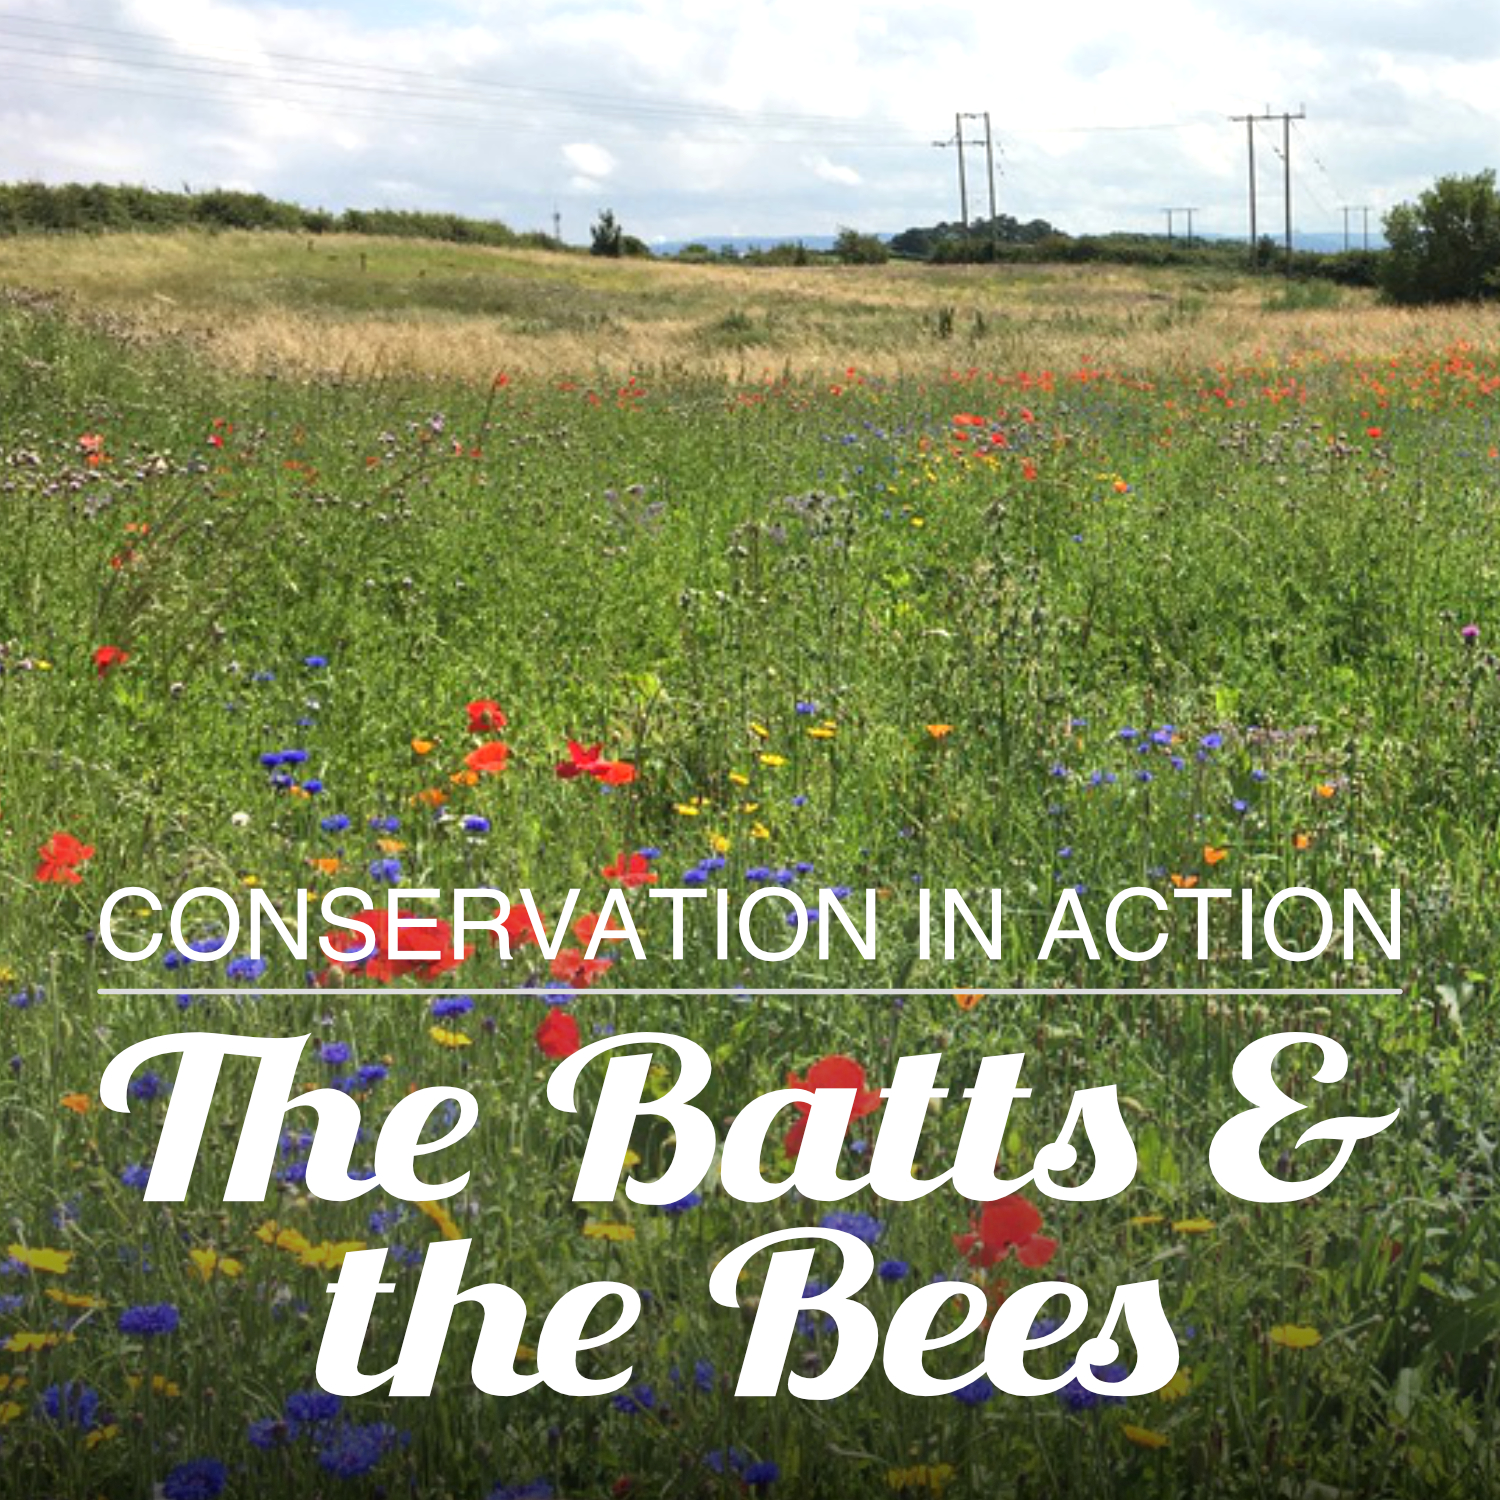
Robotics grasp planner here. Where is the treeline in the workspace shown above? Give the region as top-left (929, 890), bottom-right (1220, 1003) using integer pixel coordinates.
top-left (0, 181), bottom-right (557, 249)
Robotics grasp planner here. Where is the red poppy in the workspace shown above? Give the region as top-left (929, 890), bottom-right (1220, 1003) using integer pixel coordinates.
top-left (490, 904), bottom-right (543, 953)
top-left (35, 832), bottom-right (95, 885)
top-left (556, 740), bottom-right (637, 785)
top-left (572, 912), bottom-right (601, 947)
top-left (464, 741), bottom-right (510, 776)
top-left (954, 1194), bottom-right (1058, 1270)
top-left (466, 699), bottom-right (507, 734)
top-left (536, 1007), bottom-right (581, 1058)
top-left (550, 948), bottom-right (612, 989)
top-left (92, 645), bottom-right (129, 679)
top-left (601, 852), bottom-right (657, 887)
top-left (556, 740), bottom-right (604, 779)
top-left (325, 909), bottom-right (469, 984)
top-left (782, 1054), bottom-right (884, 1158)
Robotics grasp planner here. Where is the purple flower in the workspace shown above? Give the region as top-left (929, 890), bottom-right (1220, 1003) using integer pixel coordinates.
top-left (118, 1302), bottom-right (179, 1337)
top-left (1462, 623), bottom-right (1480, 643)
top-left (162, 1458), bottom-right (227, 1500)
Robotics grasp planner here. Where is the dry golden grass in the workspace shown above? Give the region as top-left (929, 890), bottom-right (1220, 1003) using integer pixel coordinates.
top-left (6, 229), bottom-right (1500, 383)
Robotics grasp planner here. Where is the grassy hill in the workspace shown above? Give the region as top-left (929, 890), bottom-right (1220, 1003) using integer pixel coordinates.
top-left (4, 228), bottom-right (1493, 383)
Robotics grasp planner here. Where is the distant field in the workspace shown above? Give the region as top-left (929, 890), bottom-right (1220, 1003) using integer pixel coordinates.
top-left (1, 235), bottom-right (1498, 1499)
top-left (8, 228), bottom-right (1500, 381)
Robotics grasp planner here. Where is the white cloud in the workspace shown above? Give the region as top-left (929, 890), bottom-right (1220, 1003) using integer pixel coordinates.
top-left (0, 0), bottom-right (1496, 241)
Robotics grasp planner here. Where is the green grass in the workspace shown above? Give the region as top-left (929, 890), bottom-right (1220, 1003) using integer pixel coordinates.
top-left (0, 279), bottom-right (1497, 1500)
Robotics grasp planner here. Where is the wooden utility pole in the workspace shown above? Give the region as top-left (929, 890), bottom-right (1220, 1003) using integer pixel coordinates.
top-left (982, 111), bottom-right (998, 261)
top-left (1231, 108), bottom-right (1304, 273)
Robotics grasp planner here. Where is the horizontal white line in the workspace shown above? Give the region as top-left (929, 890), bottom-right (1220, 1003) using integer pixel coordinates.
top-left (98, 987), bottom-right (1405, 997)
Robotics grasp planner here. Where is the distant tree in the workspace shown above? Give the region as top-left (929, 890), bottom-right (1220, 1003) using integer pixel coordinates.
top-left (590, 208), bottom-right (624, 257)
top-left (621, 233), bottom-right (652, 258)
top-left (1380, 170), bottom-right (1500, 304)
top-left (834, 227), bottom-right (888, 265)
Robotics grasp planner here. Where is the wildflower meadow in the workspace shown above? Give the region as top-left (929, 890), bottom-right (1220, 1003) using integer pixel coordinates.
top-left (1, 253), bottom-right (1498, 1500)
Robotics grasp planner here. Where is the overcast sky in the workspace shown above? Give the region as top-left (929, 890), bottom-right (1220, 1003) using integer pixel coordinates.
top-left (3, 0), bottom-right (1499, 244)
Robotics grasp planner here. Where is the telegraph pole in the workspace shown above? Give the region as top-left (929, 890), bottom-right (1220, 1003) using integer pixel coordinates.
top-left (1162, 207), bottom-right (1198, 247)
top-left (955, 112), bottom-right (969, 233)
top-left (982, 111), bottom-right (998, 261)
top-left (1231, 108), bottom-right (1304, 274)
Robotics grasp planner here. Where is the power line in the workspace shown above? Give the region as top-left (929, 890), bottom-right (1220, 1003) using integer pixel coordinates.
top-left (1230, 107), bottom-right (1304, 275)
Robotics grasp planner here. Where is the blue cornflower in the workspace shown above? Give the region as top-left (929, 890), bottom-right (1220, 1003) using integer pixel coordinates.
top-left (461, 815), bottom-right (491, 834)
top-left (953, 1374), bottom-right (995, 1406)
top-left (488, 1483), bottom-right (554, 1500)
top-left (1117, 727), bottom-right (1139, 740)
top-left (303, 655), bottom-right (328, 668)
top-left (315, 1421), bottom-right (403, 1478)
top-left (744, 1461), bottom-right (780, 1487)
top-left (701, 855), bottom-right (727, 871)
top-left (41, 1381), bottom-right (100, 1430)
top-left (796, 700), bottom-right (819, 714)
top-left (682, 867), bottom-right (708, 886)
top-left (258, 751), bottom-right (285, 768)
top-left (1089, 770), bottom-right (1117, 787)
top-left (369, 857), bottom-right (402, 883)
top-left (285, 1389), bottom-right (342, 1425)
top-left (1049, 763), bottom-right (1070, 779)
top-left (430, 995), bottom-right (474, 1019)
top-left (790, 794), bottom-right (808, 807)
top-left (1169, 755), bottom-right (1186, 771)
top-left (8, 985), bottom-right (43, 1009)
top-left (226, 957), bottom-right (267, 982)
top-left (877, 1259), bottom-right (910, 1281)
top-left (704, 1449), bottom-right (748, 1475)
top-left (1070, 716), bottom-right (1089, 728)
top-left (247, 1417), bottom-right (292, 1450)
top-left (161, 1459), bottom-right (227, 1500)
top-left (320, 813), bottom-right (350, 833)
top-left (118, 1302), bottom-right (179, 1337)
top-left (251, 670), bottom-right (276, 683)
top-left (611, 1382), bottom-right (656, 1413)
top-left (772, 868), bottom-right (796, 886)
top-left (1059, 1362), bottom-right (1129, 1411)
top-left (1232, 798), bottom-right (1249, 813)
top-left (356, 1063), bottom-right (388, 1087)
top-left (1251, 767), bottom-right (1268, 782)
top-left (0, 1294), bottom-right (25, 1313)
top-left (319, 1042), bottom-right (351, 1066)
top-left (819, 1211), bottom-right (883, 1245)
top-left (745, 866), bottom-right (772, 882)
top-left (129, 1071), bottom-right (166, 1102)
top-left (661, 1191), bottom-right (703, 1214)
top-left (1057, 845), bottom-right (1073, 859)
top-left (1136, 770), bottom-right (1154, 783)
top-left (637, 846), bottom-right (661, 860)
top-left (301, 779), bottom-right (324, 795)
top-left (794, 861), bottom-right (815, 874)
top-left (1200, 733), bottom-right (1223, 751)
top-left (120, 1163), bottom-right (152, 1190)
top-left (368, 816), bottom-right (401, 833)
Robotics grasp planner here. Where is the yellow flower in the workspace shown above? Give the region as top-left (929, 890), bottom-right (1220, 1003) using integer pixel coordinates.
top-left (515, 1344), bottom-right (538, 1363)
top-left (749, 822), bottom-right (771, 840)
top-left (274, 1228), bottom-right (312, 1256)
top-left (1269, 1324), bottom-right (1321, 1349)
top-left (910, 515), bottom-right (926, 527)
top-left (4, 1331), bottom-right (73, 1353)
top-left (416, 1200), bottom-right (462, 1241)
top-left (622, 1149), bottom-right (642, 1170)
top-left (59, 1093), bottom-right (92, 1116)
top-left (299, 1240), bottom-right (367, 1271)
top-left (1123, 1424), bottom-right (1169, 1449)
top-left (0, 1402), bottom-right (20, 1425)
top-left (738, 801), bottom-right (761, 815)
top-left (1171, 1217), bottom-right (1215, 1235)
top-left (411, 737), bottom-right (435, 755)
top-left (582, 1220), bottom-right (636, 1243)
top-left (7, 1245), bottom-right (73, 1275)
top-left (926, 724), bottom-right (954, 739)
top-left (1157, 1368), bottom-right (1192, 1403)
top-left (126, 1373), bottom-right (181, 1398)
top-left (885, 1463), bottom-right (956, 1496)
top-left (43, 1289), bottom-right (106, 1310)
top-left (429, 1025), bottom-right (472, 1049)
top-left (1129, 1214), bottom-right (1165, 1228)
top-left (376, 838), bottom-right (407, 854)
top-left (709, 832), bottom-right (731, 854)
top-left (674, 797), bottom-right (710, 816)
top-left (749, 722), bottom-right (770, 741)
top-left (188, 1248), bottom-right (243, 1282)
top-left (241, 873), bottom-right (263, 888)
top-left (807, 725), bottom-right (836, 740)
top-left (728, 771), bottom-right (750, 787)
top-left (758, 752), bottom-right (787, 768)
top-left (85, 1424), bottom-right (121, 1448)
